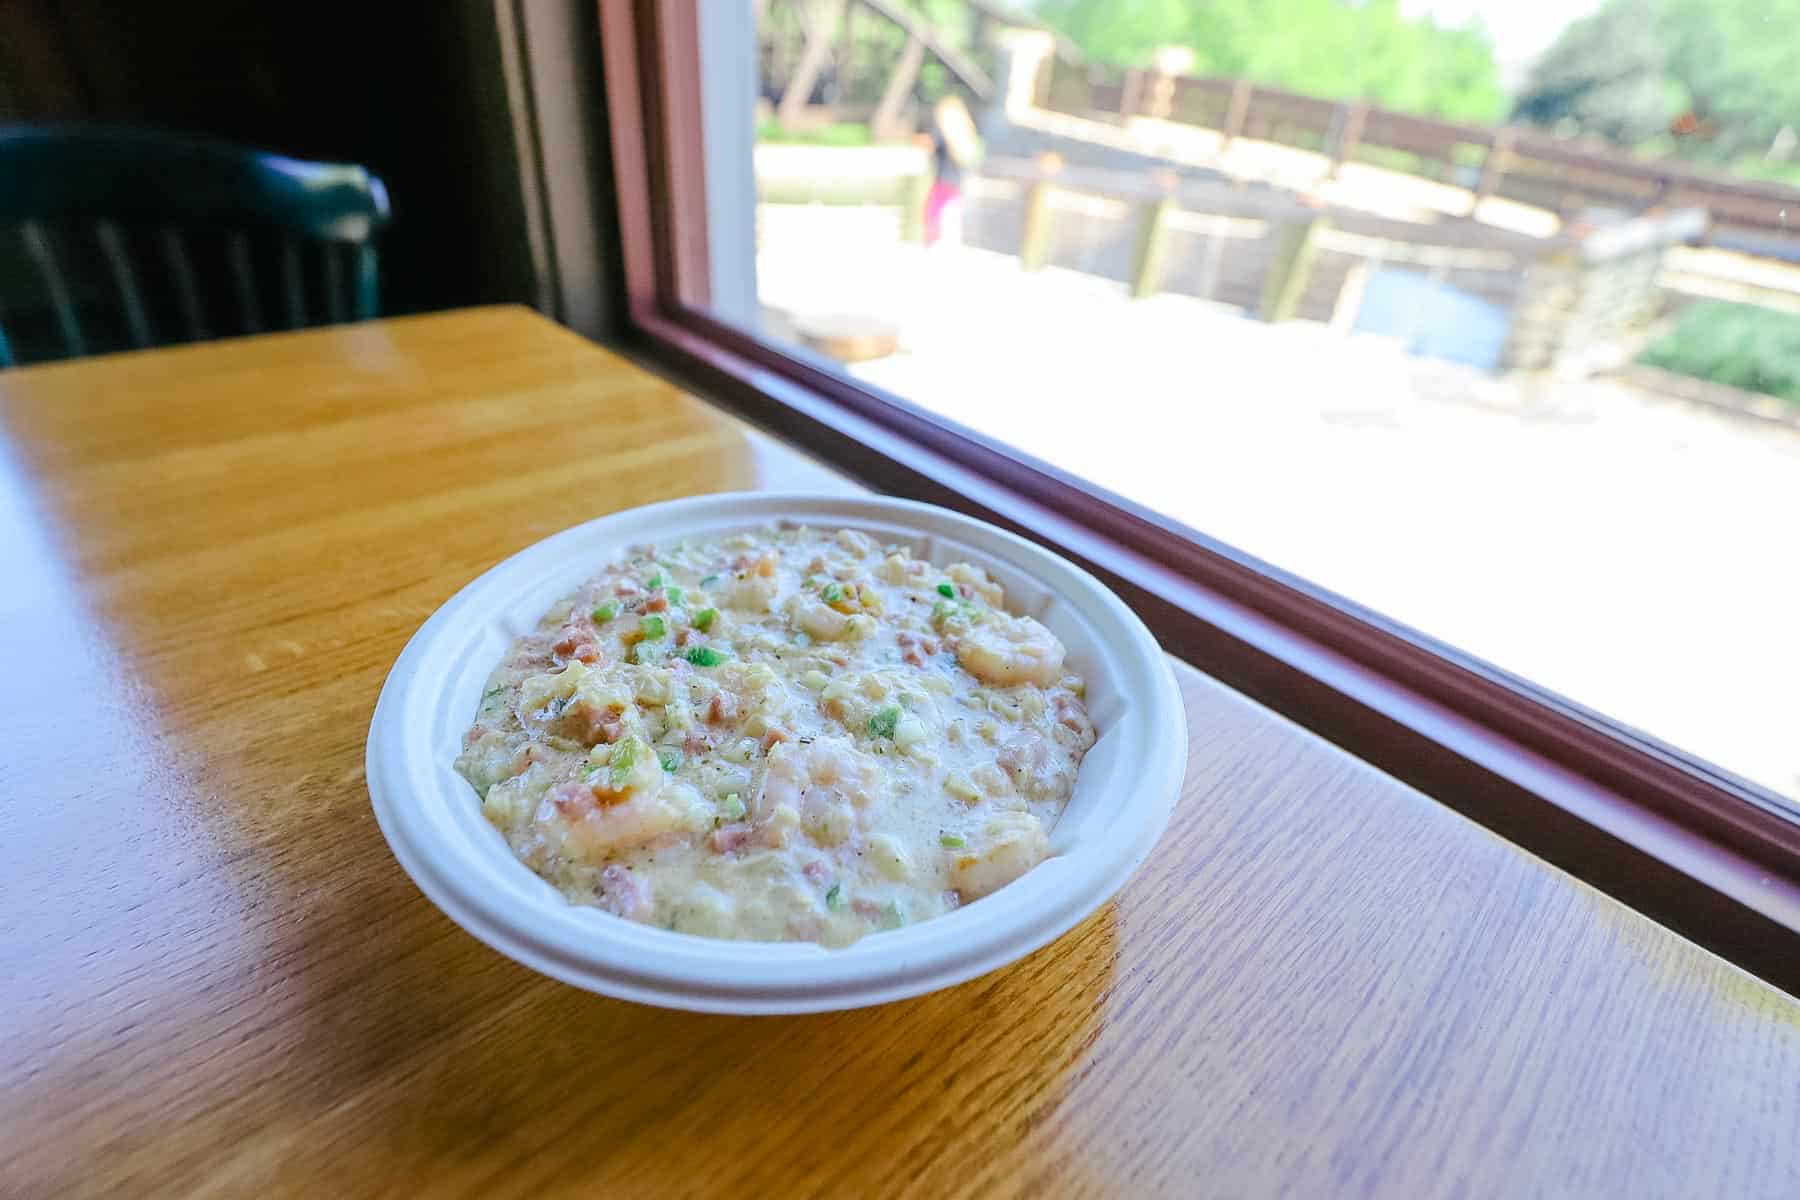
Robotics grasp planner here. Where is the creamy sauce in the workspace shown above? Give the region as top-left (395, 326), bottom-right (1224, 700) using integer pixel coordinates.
top-left (455, 525), bottom-right (1095, 946)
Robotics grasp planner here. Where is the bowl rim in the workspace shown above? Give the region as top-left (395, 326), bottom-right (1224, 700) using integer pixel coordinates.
top-left (366, 491), bottom-right (1186, 1013)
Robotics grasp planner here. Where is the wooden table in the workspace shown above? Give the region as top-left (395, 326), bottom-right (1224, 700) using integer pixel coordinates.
top-left (4, 307), bottom-right (1797, 1198)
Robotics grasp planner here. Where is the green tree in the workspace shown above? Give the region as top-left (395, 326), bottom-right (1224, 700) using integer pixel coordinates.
top-left (1035, 0), bottom-right (1505, 122)
top-left (1514, 0), bottom-right (1800, 168)
top-left (1512, 5), bottom-right (1674, 148)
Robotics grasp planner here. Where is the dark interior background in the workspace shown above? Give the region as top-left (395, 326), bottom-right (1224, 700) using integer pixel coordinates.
top-left (0, 0), bottom-right (616, 339)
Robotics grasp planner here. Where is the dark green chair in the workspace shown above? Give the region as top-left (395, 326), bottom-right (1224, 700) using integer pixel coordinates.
top-left (0, 124), bottom-right (391, 367)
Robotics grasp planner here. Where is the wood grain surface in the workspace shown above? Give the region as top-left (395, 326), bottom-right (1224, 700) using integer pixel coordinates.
top-left (3, 307), bottom-right (1797, 1198)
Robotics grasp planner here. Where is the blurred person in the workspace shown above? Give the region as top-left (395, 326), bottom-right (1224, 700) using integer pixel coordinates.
top-left (921, 94), bottom-right (981, 248)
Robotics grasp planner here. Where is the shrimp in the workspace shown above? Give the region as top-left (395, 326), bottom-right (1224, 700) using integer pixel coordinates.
top-left (956, 612), bottom-right (1066, 688)
top-left (725, 550), bottom-right (780, 612)
top-left (792, 597), bottom-right (851, 641)
top-left (758, 737), bottom-right (883, 848)
top-left (548, 739), bottom-right (710, 858)
top-left (948, 811), bottom-right (1050, 900)
top-left (554, 781), bottom-right (710, 858)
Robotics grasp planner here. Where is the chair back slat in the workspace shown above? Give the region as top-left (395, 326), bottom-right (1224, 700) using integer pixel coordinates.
top-left (95, 220), bottom-right (153, 349)
top-left (159, 227), bottom-right (209, 342)
top-left (21, 221), bottom-right (87, 358)
top-left (0, 125), bottom-right (390, 365)
top-left (281, 238), bottom-right (306, 329)
top-left (355, 243), bottom-right (380, 320)
top-left (324, 243), bottom-right (347, 325)
top-left (229, 232), bottom-right (263, 334)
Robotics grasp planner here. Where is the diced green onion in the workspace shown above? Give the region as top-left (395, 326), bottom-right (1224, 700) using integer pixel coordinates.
top-left (936, 581), bottom-right (956, 598)
top-left (693, 607), bottom-right (718, 632)
top-left (868, 705), bottom-right (901, 738)
top-left (638, 614), bottom-right (666, 639)
top-left (685, 646), bottom-right (729, 667)
top-left (939, 831), bottom-right (965, 848)
top-left (719, 793), bottom-right (746, 820)
top-left (665, 585), bottom-right (684, 607)
top-left (658, 748), bottom-right (681, 772)
top-left (825, 882), bottom-right (844, 911)
top-left (880, 901), bottom-right (904, 929)
top-left (699, 573), bottom-right (721, 587)
top-left (591, 600), bottom-right (619, 623)
top-left (645, 570), bottom-right (664, 589)
top-left (610, 739), bottom-right (639, 789)
top-left (821, 582), bottom-right (845, 603)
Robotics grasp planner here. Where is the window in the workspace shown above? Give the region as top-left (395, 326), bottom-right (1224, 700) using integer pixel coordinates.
top-left (601, 0), bottom-right (1800, 984)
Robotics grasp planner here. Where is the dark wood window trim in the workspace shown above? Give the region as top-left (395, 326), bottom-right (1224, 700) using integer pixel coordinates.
top-left (597, 1), bottom-right (1800, 992)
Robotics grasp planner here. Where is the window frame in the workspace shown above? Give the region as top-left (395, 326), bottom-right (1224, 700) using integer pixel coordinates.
top-left (597, 0), bottom-right (1800, 990)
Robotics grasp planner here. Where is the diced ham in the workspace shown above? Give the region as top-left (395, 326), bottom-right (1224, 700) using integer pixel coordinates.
top-left (711, 822), bottom-right (754, 853)
top-left (997, 735), bottom-right (1048, 776)
top-left (897, 632), bottom-right (941, 667)
top-left (802, 860), bottom-right (832, 885)
top-left (597, 864), bottom-right (650, 920)
top-left (760, 726), bottom-right (790, 752)
top-left (553, 700), bottom-right (623, 746)
top-left (551, 780), bottom-right (597, 820)
top-left (508, 639), bottom-right (553, 670)
top-left (682, 730), bottom-right (714, 756)
top-left (1053, 693), bottom-right (1090, 735)
top-left (707, 691), bottom-right (739, 724)
top-left (552, 622), bottom-right (602, 665)
top-left (645, 594), bottom-right (669, 613)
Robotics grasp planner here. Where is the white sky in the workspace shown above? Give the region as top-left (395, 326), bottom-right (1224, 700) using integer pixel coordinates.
top-left (1403, 0), bottom-right (1606, 86)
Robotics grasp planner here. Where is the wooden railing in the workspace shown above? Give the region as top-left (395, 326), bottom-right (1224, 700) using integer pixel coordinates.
top-left (1041, 58), bottom-right (1800, 246)
top-left (964, 156), bottom-right (1703, 369)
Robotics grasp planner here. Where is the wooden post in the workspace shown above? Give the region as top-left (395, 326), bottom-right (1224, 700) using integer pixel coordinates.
top-left (871, 35), bottom-right (925, 141)
top-left (1145, 46), bottom-right (1193, 123)
top-left (1149, 73), bottom-right (1176, 122)
top-left (1327, 102), bottom-right (1367, 180)
top-left (1020, 180), bottom-right (1056, 271)
top-left (776, 0), bottom-right (845, 130)
top-left (1196, 216), bottom-right (1228, 302)
top-left (1129, 191), bottom-right (1177, 299)
top-left (836, 1), bottom-right (855, 104)
top-left (1119, 68), bottom-right (1143, 119)
top-left (1259, 215), bottom-right (1327, 323)
top-left (1470, 127), bottom-right (1515, 215)
top-left (1221, 78), bottom-right (1254, 148)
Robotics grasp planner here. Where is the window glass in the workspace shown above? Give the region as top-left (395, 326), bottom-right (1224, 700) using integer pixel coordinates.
top-left (713, 0), bottom-right (1800, 805)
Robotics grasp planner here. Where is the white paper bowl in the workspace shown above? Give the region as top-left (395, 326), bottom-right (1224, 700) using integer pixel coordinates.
top-left (367, 492), bottom-right (1185, 1014)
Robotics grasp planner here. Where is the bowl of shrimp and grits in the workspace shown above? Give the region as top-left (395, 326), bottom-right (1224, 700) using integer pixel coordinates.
top-left (368, 493), bottom-right (1185, 1013)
